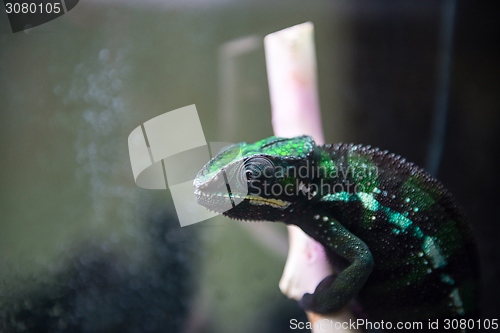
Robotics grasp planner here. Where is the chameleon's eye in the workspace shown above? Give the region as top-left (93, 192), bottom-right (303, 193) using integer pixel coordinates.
top-left (244, 163), bottom-right (263, 181)
top-left (239, 156), bottom-right (275, 183)
top-left (245, 169), bottom-right (255, 180)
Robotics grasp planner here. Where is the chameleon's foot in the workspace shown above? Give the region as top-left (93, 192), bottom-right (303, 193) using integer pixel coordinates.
top-left (299, 274), bottom-right (339, 314)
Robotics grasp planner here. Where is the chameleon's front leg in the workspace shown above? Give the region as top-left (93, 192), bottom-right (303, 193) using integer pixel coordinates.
top-left (298, 218), bottom-right (374, 314)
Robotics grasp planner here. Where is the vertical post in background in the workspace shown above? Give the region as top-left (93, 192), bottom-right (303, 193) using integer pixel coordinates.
top-left (265, 22), bottom-right (324, 145)
top-left (426, 0), bottom-right (457, 176)
top-left (265, 22), bottom-right (358, 332)
top-left (218, 35), bottom-right (262, 140)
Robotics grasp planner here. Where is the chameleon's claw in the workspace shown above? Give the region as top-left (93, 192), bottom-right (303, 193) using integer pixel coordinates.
top-left (299, 274), bottom-right (339, 314)
top-left (299, 292), bottom-right (315, 311)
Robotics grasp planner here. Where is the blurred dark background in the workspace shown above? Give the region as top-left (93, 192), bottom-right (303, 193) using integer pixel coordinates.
top-left (0, 0), bottom-right (499, 332)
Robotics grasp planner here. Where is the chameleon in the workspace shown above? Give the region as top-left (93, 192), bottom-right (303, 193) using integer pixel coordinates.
top-left (193, 136), bottom-right (479, 329)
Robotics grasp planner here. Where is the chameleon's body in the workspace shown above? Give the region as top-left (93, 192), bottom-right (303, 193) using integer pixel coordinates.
top-left (194, 136), bottom-right (479, 330)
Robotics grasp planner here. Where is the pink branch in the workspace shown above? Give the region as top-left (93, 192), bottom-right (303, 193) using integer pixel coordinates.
top-left (265, 22), bottom-right (358, 333)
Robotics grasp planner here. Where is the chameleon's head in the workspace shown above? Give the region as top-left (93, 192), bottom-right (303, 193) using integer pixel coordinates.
top-left (193, 136), bottom-right (316, 221)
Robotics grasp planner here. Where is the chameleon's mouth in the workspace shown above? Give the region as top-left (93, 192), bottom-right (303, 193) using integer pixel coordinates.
top-left (244, 196), bottom-right (291, 208)
top-left (194, 188), bottom-right (291, 213)
top-left (193, 188), bottom-right (235, 213)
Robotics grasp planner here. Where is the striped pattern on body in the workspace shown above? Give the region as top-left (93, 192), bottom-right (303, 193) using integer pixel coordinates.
top-left (302, 143), bottom-right (479, 324)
